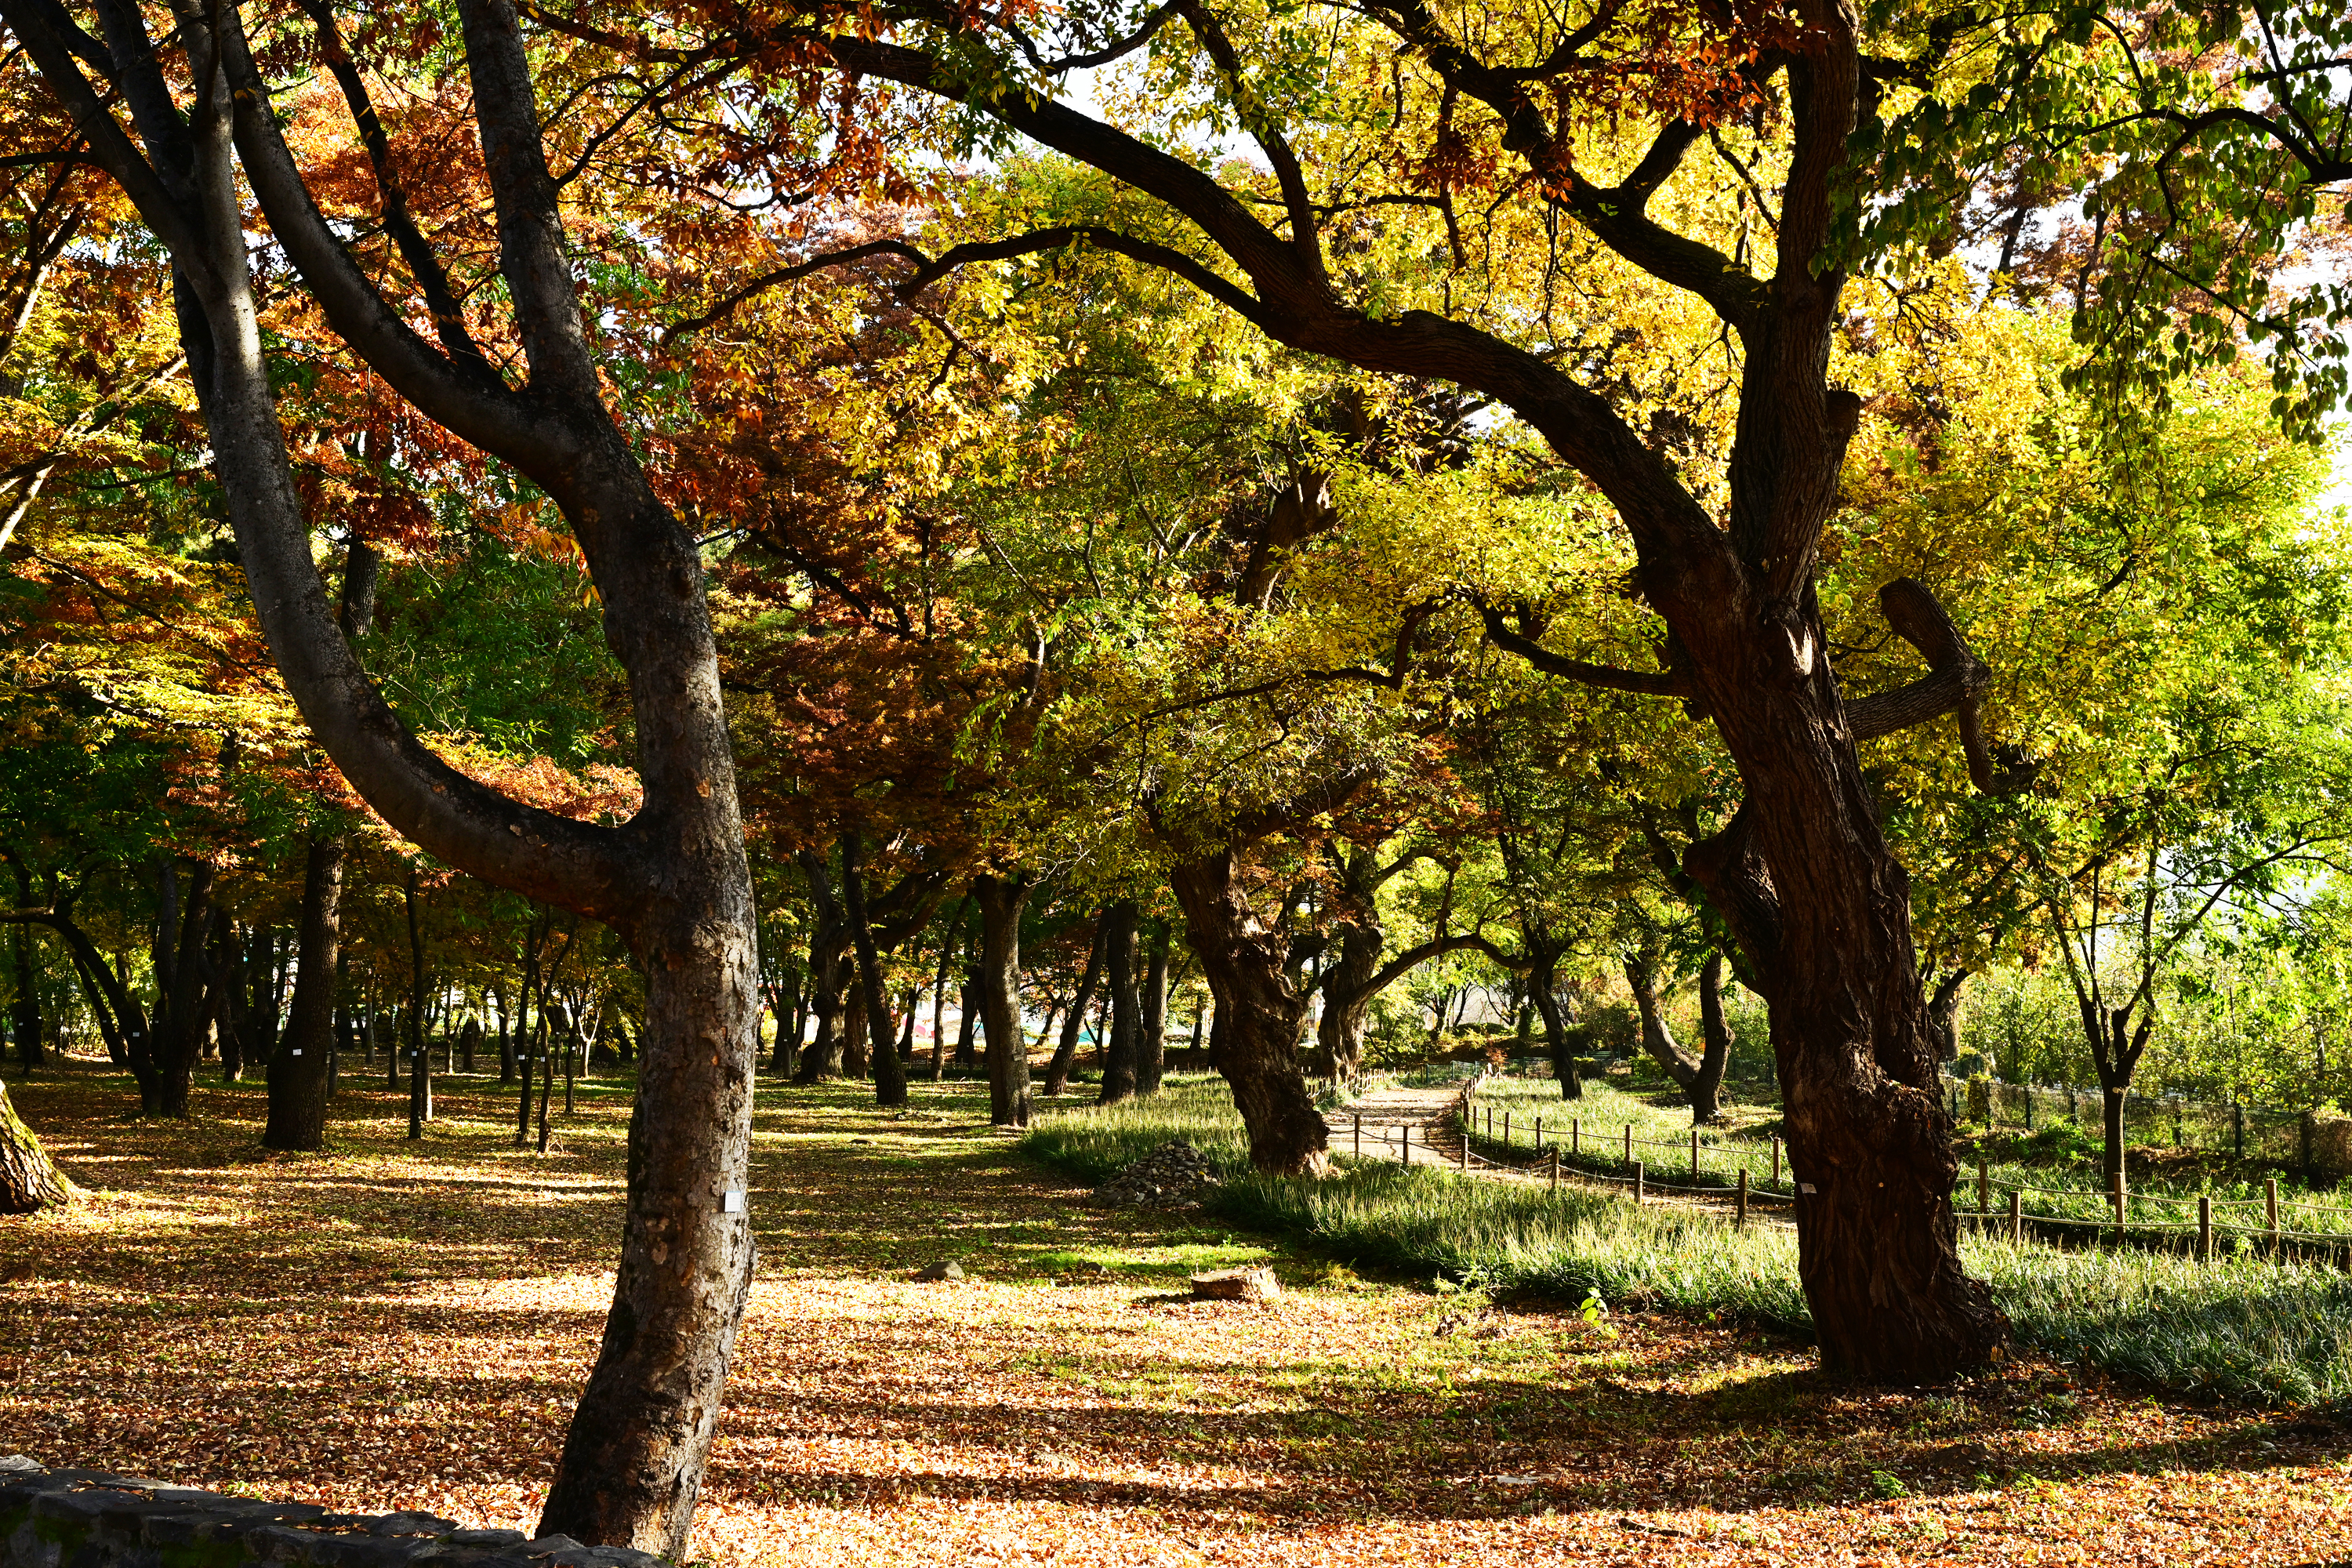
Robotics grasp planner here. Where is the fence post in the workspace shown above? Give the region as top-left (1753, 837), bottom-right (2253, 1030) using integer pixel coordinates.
top-left (2268, 1178), bottom-right (2280, 1254)
top-left (1504, 1111), bottom-right (1512, 1147)
top-left (1401, 1125), bottom-right (1410, 1167)
top-left (1624, 1123), bottom-right (1632, 1167)
top-left (1771, 1136), bottom-right (1782, 1189)
top-left (2025, 1086), bottom-right (2034, 1131)
top-left (1535, 1117), bottom-right (1544, 1150)
top-left (2198, 1195), bottom-right (2212, 1262)
top-left (1550, 1149), bottom-right (1560, 1194)
top-left (2009, 1188), bottom-right (2022, 1246)
top-left (1633, 1160), bottom-right (1645, 1206)
top-left (1571, 1117), bottom-right (1579, 1156)
top-left (1354, 1113), bottom-right (1361, 1158)
top-left (1486, 1106), bottom-right (1493, 1141)
top-left (1978, 1156), bottom-right (1989, 1215)
top-left (1736, 1168), bottom-right (1748, 1230)
top-left (1690, 1127), bottom-right (1700, 1185)
top-left (2234, 1102), bottom-right (2245, 1159)
top-left (1459, 1123), bottom-right (1468, 1172)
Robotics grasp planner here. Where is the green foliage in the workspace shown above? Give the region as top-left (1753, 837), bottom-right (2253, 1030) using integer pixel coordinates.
top-left (1031, 1078), bottom-right (2352, 1406)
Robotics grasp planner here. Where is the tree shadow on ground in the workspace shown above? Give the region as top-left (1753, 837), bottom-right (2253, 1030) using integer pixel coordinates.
top-left (0, 1064), bottom-right (2340, 1552)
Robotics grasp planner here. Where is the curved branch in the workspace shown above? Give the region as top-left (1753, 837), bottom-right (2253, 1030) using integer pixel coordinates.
top-left (1844, 576), bottom-right (2004, 792)
top-left (1478, 602), bottom-right (1690, 696)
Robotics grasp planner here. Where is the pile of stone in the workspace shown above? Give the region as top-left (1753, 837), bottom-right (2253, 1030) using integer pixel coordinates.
top-left (1087, 1139), bottom-right (1222, 1210)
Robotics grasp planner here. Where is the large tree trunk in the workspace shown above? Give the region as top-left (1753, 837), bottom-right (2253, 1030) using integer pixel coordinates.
top-left (1688, 656), bottom-right (2005, 1377)
top-left (265, 836), bottom-right (344, 1152)
top-left (0, 1080), bottom-right (71, 1213)
top-left (1167, 852), bottom-right (1327, 1174)
top-left (1311, 917), bottom-right (1383, 1080)
top-left (1098, 901), bottom-right (1141, 1104)
top-left (840, 833), bottom-right (909, 1108)
top-left (840, 986), bottom-right (870, 1080)
top-left (972, 875), bottom-right (1032, 1127)
top-left (1042, 913), bottom-right (1107, 1095)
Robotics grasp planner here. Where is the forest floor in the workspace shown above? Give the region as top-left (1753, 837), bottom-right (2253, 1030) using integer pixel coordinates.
top-left (2, 1061), bottom-right (2350, 1566)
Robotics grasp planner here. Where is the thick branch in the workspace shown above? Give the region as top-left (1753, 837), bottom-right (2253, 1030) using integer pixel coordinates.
top-left (1843, 576), bottom-right (1997, 790)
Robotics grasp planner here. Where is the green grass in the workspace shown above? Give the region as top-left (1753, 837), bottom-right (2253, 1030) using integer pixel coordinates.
top-left (1470, 1072), bottom-right (2352, 1247)
top-left (1027, 1076), bottom-right (2352, 1408)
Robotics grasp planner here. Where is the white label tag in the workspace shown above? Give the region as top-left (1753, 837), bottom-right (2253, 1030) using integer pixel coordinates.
top-left (723, 1191), bottom-right (746, 1214)
top-left (290, 1050), bottom-right (302, 1056)
top-left (1799, 1182), bottom-right (1817, 1193)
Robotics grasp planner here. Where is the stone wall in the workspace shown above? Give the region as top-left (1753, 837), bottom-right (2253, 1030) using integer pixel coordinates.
top-left (0, 1459), bottom-right (658, 1568)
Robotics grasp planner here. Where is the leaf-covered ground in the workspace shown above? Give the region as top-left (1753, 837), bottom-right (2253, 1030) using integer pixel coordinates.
top-left (2, 1065), bottom-right (2350, 1566)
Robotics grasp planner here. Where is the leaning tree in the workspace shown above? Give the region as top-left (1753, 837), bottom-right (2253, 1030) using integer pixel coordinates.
top-left (0, 0), bottom-right (782, 1549)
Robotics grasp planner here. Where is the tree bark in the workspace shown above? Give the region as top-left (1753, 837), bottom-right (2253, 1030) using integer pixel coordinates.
top-left (405, 871), bottom-right (431, 1138)
top-left (0, 0), bottom-right (773, 1530)
top-left (1690, 952), bottom-right (1733, 1124)
top-left (1525, 944), bottom-right (1582, 1100)
top-left (972, 875), bottom-right (1032, 1127)
top-left (265, 836), bottom-right (344, 1152)
top-left (1098, 901), bottom-right (1142, 1104)
top-left (1312, 916), bottom-right (1383, 1080)
top-left (1624, 953), bottom-right (1700, 1091)
top-left (953, 968), bottom-right (980, 1069)
top-left (1043, 913), bottom-right (1108, 1095)
top-left (1928, 968), bottom-right (1969, 1064)
top-left (1167, 852), bottom-right (1328, 1174)
top-left (247, 918), bottom-right (281, 1065)
top-left (793, 849), bottom-right (850, 1083)
top-left (1138, 917), bottom-right (1170, 1094)
top-left (0, 1079), bottom-right (71, 1214)
top-left (840, 833), bottom-right (909, 1108)
top-left (151, 861), bottom-right (217, 1117)
top-left (7, 921), bottom-right (40, 1076)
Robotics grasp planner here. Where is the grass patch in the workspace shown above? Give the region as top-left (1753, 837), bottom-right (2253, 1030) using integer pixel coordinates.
top-left (1029, 1077), bottom-right (2352, 1407)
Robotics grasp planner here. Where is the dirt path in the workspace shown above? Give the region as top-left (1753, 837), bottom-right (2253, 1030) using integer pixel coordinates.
top-left (1, 1066), bottom-right (2346, 1566)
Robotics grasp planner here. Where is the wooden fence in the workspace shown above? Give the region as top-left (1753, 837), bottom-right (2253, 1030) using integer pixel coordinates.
top-left (1401, 1087), bottom-right (2352, 1265)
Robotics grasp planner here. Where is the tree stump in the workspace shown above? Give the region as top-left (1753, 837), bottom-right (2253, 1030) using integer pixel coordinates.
top-left (1189, 1265), bottom-right (1279, 1302)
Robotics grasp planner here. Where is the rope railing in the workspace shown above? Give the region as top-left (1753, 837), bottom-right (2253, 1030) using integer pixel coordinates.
top-left (1439, 1087), bottom-right (2352, 1265)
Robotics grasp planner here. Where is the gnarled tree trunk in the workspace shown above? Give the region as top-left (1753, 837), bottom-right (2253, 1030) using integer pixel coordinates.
top-left (1168, 851), bottom-right (1327, 1174)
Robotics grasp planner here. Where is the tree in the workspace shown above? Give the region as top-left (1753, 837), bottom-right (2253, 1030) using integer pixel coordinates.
top-left (620, 0), bottom-right (2351, 1374)
top-left (1, 0), bottom-right (764, 1547)
top-left (0, 1078), bottom-right (70, 1213)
